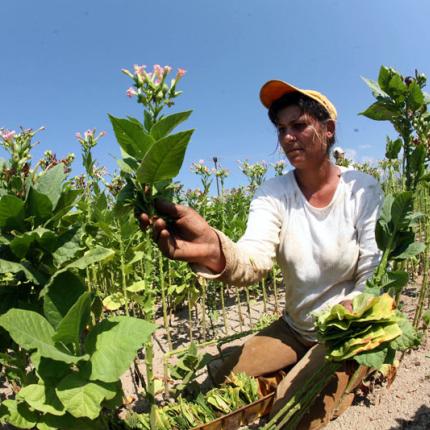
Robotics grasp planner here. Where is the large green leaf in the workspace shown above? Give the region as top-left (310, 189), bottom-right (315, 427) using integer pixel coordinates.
top-left (407, 81), bottom-right (425, 110)
top-left (56, 374), bottom-right (117, 420)
top-left (9, 231), bottom-right (38, 259)
top-left (18, 383), bottom-right (65, 416)
top-left (46, 189), bottom-right (81, 226)
top-left (0, 258), bottom-right (39, 284)
top-left (137, 129), bottom-right (194, 184)
top-left (150, 110), bottom-right (193, 140)
top-left (34, 164), bottom-right (67, 209)
top-left (359, 101), bottom-right (396, 121)
top-left (388, 74), bottom-right (407, 99)
top-left (393, 241), bottom-right (426, 260)
top-left (43, 271), bottom-right (86, 328)
top-left (85, 316), bottom-right (156, 382)
top-left (66, 246), bottom-right (115, 270)
top-left (26, 187), bottom-right (53, 224)
top-left (390, 314), bottom-right (421, 351)
top-left (33, 354), bottom-right (70, 385)
top-left (0, 309), bottom-right (87, 364)
top-left (109, 115), bottom-right (154, 159)
top-left (53, 292), bottom-right (92, 345)
top-left (36, 413), bottom-right (105, 430)
top-left (1, 399), bottom-right (38, 429)
top-left (379, 270), bottom-right (409, 294)
top-left (385, 137), bottom-right (402, 160)
top-left (378, 66), bottom-right (393, 92)
top-left (353, 346), bottom-right (394, 370)
top-left (52, 226), bottom-right (84, 267)
top-left (361, 77), bottom-right (389, 99)
top-left (391, 191), bottom-right (413, 231)
top-left (0, 194), bottom-right (25, 231)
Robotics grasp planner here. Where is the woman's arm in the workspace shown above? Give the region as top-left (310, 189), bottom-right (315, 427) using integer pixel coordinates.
top-left (193, 182), bottom-right (283, 286)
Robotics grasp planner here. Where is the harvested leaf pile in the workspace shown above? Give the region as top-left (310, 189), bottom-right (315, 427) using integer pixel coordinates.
top-left (315, 293), bottom-right (420, 369)
top-left (125, 372), bottom-right (260, 429)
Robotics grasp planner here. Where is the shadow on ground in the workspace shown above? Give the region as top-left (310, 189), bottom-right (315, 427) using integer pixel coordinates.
top-left (390, 404), bottom-right (430, 429)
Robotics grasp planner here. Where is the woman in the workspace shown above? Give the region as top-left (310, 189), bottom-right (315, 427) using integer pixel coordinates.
top-left (139, 80), bottom-right (382, 429)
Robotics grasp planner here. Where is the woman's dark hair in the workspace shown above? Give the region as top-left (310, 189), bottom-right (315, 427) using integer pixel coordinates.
top-left (268, 92), bottom-right (336, 148)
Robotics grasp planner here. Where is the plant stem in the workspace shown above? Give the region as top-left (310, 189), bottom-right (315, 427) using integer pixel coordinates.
top-left (264, 361), bottom-right (340, 430)
top-left (119, 234), bottom-right (129, 317)
top-left (245, 286), bottom-right (253, 326)
top-left (235, 286), bottom-right (244, 332)
top-left (272, 266), bottom-right (279, 314)
top-left (158, 251), bottom-right (172, 351)
top-left (187, 290), bottom-right (193, 342)
top-left (261, 278), bottom-right (268, 313)
top-left (220, 283), bottom-right (229, 334)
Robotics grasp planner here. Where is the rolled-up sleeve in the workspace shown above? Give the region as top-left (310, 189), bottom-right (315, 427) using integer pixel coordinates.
top-left (192, 184), bottom-right (283, 286)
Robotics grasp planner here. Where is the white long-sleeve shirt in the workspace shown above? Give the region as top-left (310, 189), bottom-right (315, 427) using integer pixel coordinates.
top-left (196, 167), bottom-right (382, 342)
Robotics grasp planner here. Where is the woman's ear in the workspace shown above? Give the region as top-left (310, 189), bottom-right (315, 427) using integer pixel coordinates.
top-left (325, 119), bottom-right (335, 139)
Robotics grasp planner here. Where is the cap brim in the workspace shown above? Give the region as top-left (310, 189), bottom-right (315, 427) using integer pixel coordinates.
top-left (259, 80), bottom-right (302, 109)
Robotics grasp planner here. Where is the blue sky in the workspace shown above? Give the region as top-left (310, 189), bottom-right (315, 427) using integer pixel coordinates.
top-left (1, 0), bottom-right (430, 191)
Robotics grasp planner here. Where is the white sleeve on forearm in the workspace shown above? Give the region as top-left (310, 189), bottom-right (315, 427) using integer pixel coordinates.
top-left (192, 184), bottom-right (282, 285)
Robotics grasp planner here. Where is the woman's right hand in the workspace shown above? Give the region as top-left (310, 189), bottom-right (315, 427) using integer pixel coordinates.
top-left (138, 199), bottom-right (226, 273)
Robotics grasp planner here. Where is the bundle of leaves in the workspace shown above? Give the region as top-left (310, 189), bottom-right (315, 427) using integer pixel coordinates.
top-left (124, 372), bottom-right (260, 430)
top-left (315, 293), bottom-right (420, 369)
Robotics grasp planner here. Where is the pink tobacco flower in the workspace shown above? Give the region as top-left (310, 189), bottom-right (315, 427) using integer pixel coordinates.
top-left (153, 64), bottom-right (163, 79)
top-left (133, 64), bottom-right (146, 77)
top-left (127, 87), bottom-right (137, 98)
top-left (0, 129), bottom-right (16, 141)
top-left (164, 65), bottom-right (172, 74)
top-left (84, 129), bottom-right (94, 139)
top-left (75, 132), bottom-right (82, 140)
top-left (177, 68), bottom-right (186, 77)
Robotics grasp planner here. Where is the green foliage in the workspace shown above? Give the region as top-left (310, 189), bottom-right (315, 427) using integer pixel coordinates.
top-left (0, 291), bottom-right (156, 428)
top-left (110, 66), bottom-right (194, 217)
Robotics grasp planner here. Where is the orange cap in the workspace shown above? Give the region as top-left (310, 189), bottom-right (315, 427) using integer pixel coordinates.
top-left (259, 80), bottom-right (337, 120)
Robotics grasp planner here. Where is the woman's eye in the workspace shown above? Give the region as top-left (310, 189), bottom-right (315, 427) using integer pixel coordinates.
top-left (292, 122), bottom-right (306, 131)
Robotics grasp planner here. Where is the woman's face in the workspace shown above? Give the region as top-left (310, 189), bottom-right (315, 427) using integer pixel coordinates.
top-left (276, 105), bottom-right (334, 170)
